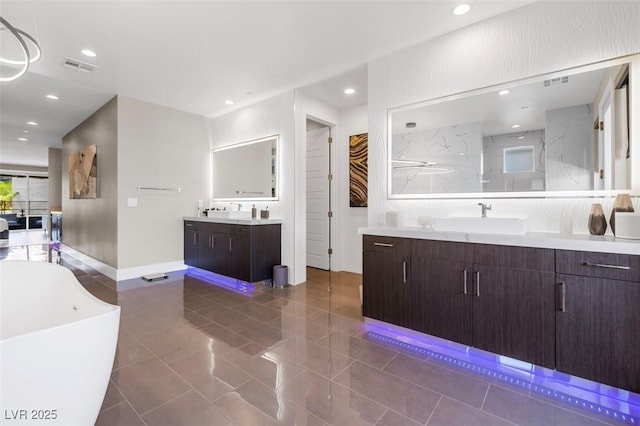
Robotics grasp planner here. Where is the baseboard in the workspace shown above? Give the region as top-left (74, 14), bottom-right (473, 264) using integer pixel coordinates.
top-left (59, 245), bottom-right (186, 282)
top-left (115, 261), bottom-right (187, 281)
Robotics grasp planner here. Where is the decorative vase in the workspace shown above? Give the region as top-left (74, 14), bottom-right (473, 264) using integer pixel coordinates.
top-left (588, 203), bottom-right (607, 235)
top-left (609, 194), bottom-right (635, 235)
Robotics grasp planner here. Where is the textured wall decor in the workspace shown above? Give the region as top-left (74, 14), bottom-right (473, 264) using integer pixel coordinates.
top-left (349, 133), bottom-right (368, 207)
top-left (69, 144), bottom-right (97, 199)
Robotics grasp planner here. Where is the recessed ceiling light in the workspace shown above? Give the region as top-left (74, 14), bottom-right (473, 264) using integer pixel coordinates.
top-left (512, 124), bottom-right (521, 129)
top-left (224, 100), bottom-right (234, 105)
top-left (81, 49), bottom-right (97, 58)
top-left (518, 136), bottom-right (525, 140)
top-left (18, 137), bottom-right (28, 141)
top-left (498, 90), bottom-right (510, 96)
top-left (46, 94), bottom-right (59, 100)
top-left (23, 130), bottom-right (29, 133)
top-left (344, 88), bottom-right (356, 95)
top-left (452, 3), bottom-right (471, 16)
top-left (26, 121), bottom-right (38, 126)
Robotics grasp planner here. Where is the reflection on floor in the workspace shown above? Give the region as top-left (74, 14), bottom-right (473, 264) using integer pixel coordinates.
top-left (3, 247), bottom-right (638, 425)
top-left (0, 229), bottom-right (51, 262)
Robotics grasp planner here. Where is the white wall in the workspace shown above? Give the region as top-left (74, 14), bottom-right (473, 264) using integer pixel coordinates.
top-left (338, 103), bottom-right (368, 273)
top-left (293, 91), bottom-right (341, 283)
top-left (209, 92), bottom-right (296, 282)
top-left (368, 1), bottom-right (640, 235)
top-left (117, 96), bottom-right (210, 273)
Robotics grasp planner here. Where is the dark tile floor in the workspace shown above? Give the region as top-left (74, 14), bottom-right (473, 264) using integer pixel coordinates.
top-left (6, 238), bottom-right (636, 425)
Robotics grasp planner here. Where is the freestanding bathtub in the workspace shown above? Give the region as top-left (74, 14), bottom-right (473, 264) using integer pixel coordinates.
top-left (0, 260), bottom-right (120, 425)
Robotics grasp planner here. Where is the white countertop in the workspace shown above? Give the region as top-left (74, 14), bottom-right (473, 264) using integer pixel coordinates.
top-left (359, 226), bottom-right (640, 255)
top-left (184, 216), bottom-right (283, 225)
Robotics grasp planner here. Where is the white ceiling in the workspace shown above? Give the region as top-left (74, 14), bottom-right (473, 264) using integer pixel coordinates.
top-left (0, 1), bottom-right (535, 167)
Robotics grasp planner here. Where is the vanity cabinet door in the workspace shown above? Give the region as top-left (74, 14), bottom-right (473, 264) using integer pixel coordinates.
top-left (229, 226), bottom-right (251, 282)
top-left (184, 221), bottom-right (201, 268)
top-left (556, 274), bottom-right (640, 393)
top-left (411, 240), bottom-right (472, 345)
top-left (363, 236), bottom-right (411, 328)
top-left (470, 244), bottom-right (555, 368)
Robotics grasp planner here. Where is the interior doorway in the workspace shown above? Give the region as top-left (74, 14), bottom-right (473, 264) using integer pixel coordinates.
top-left (306, 120), bottom-right (331, 270)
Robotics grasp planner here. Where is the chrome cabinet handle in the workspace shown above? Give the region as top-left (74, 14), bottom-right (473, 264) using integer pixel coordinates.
top-left (463, 269), bottom-right (468, 294)
top-left (193, 234), bottom-right (197, 245)
top-left (229, 238), bottom-right (233, 251)
top-left (557, 281), bottom-right (566, 312)
top-left (583, 261), bottom-right (630, 270)
top-left (402, 261), bottom-right (407, 284)
top-left (475, 271), bottom-right (480, 297)
top-left (374, 242), bottom-right (394, 247)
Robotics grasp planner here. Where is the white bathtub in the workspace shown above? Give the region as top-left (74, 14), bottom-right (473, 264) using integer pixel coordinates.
top-left (0, 260), bottom-right (120, 425)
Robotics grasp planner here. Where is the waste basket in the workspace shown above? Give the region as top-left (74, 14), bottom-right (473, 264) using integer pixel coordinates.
top-left (273, 265), bottom-right (288, 288)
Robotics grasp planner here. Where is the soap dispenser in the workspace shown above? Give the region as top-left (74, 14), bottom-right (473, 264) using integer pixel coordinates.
top-left (251, 204), bottom-right (257, 219)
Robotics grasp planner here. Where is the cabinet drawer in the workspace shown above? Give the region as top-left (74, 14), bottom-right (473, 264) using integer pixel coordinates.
top-left (556, 250), bottom-right (640, 282)
top-left (473, 244), bottom-right (555, 272)
top-left (363, 235), bottom-right (411, 254)
top-left (230, 225), bottom-right (249, 236)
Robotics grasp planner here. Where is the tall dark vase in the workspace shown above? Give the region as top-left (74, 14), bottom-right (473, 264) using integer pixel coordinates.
top-left (609, 194), bottom-right (635, 235)
top-left (588, 203), bottom-right (607, 235)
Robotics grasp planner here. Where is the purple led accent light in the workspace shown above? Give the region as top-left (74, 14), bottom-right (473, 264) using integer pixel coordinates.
top-left (364, 322), bottom-right (640, 424)
top-left (185, 267), bottom-right (255, 296)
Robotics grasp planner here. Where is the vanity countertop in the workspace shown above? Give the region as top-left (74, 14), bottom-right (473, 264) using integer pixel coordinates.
top-left (184, 216), bottom-right (283, 225)
top-left (359, 226), bottom-right (640, 255)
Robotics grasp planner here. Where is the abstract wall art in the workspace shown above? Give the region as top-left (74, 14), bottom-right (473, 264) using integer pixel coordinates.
top-left (349, 133), bottom-right (368, 207)
top-left (69, 144), bottom-right (97, 199)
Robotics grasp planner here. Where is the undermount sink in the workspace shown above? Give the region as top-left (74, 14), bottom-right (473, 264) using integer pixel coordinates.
top-left (206, 210), bottom-right (252, 219)
top-left (432, 217), bottom-right (526, 235)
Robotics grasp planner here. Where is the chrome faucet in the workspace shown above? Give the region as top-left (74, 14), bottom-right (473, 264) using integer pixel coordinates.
top-left (478, 203), bottom-right (492, 218)
top-left (229, 202), bottom-right (242, 211)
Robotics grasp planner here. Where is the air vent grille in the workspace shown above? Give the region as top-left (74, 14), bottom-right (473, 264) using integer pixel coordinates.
top-left (62, 57), bottom-right (98, 73)
top-left (544, 76), bottom-right (569, 87)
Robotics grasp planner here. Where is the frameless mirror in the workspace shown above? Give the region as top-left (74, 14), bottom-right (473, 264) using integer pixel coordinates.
top-left (388, 56), bottom-right (636, 198)
top-left (211, 135), bottom-right (278, 201)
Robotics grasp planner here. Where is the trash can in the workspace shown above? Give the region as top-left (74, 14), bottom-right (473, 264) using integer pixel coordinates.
top-left (273, 265), bottom-right (288, 288)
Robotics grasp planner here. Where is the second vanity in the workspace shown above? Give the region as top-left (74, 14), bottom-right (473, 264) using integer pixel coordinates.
top-left (361, 227), bottom-right (640, 394)
top-left (184, 217), bottom-right (282, 283)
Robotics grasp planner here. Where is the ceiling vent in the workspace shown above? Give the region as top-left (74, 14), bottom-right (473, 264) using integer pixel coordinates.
top-left (62, 57), bottom-right (98, 73)
top-left (544, 76), bottom-right (569, 87)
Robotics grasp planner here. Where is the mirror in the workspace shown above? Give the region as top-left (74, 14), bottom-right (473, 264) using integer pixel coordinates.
top-left (211, 135), bottom-right (278, 201)
top-left (388, 57), bottom-right (634, 198)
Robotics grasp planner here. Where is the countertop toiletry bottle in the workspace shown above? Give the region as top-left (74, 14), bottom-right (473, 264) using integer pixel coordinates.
top-left (252, 204), bottom-right (257, 219)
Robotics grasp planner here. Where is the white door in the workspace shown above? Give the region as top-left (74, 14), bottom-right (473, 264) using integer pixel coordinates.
top-left (306, 127), bottom-right (330, 270)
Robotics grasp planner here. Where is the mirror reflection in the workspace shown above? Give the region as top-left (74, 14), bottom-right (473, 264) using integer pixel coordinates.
top-left (211, 135), bottom-right (278, 201)
top-left (389, 60), bottom-right (631, 197)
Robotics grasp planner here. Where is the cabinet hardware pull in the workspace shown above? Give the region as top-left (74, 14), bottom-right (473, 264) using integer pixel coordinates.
top-left (374, 242), bottom-right (394, 247)
top-left (475, 271), bottom-right (480, 297)
top-left (402, 261), bottom-right (407, 284)
top-left (463, 269), bottom-right (468, 294)
top-left (193, 234), bottom-right (197, 245)
top-left (212, 235), bottom-right (216, 247)
top-left (186, 223), bottom-right (193, 227)
top-left (208, 235), bottom-right (212, 247)
top-left (583, 261), bottom-right (630, 270)
top-left (229, 238), bottom-right (233, 251)
top-left (557, 282), bottom-right (566, 312)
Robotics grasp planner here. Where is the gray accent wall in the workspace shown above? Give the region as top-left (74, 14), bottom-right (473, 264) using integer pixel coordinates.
top-left (62, 97), bottom-right (118, 267)
top-left (48, 148), bottom-right (62, 211)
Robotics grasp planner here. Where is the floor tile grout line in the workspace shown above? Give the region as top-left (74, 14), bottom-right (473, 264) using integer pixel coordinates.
top-left (137, 388), bottom-right (193, 418)
top-left (480, 384), bottom-right (491, 410)
top-left (423, 395), bottom-right (443, 426)
top-left (103, 380), bottom-right (149, 425)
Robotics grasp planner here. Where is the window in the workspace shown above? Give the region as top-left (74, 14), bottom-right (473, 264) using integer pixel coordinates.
top-left (503, 146), bottom-right (535, 173)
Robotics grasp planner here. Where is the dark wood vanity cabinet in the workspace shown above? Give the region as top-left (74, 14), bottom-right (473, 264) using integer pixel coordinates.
top-left (556, 250), bottom-right (640, 393)
top-left (364, 236), bottom-right (640, 392)
top-left (184, 220), bottom-right (281, 283)
top-left (362, 235), bottom-right (411, 328)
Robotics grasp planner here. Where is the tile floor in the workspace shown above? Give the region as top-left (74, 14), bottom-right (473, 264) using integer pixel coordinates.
top-left (4, 233), bottom-right (637, 425)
